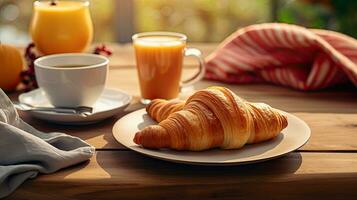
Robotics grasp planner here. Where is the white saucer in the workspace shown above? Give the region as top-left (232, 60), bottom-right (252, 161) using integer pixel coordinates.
top-left (18, 88), bottom-right (132, 125)
top-left (113, 109), bottom-right (311, 166)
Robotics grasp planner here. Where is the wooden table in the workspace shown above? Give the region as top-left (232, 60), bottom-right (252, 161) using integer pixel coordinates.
top-left (6, 44), bottom-right (357, 199)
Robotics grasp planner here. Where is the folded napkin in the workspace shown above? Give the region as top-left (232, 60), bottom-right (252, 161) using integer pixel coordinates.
top-left (0, 89), bottom-right (94, 198)
top-left (205, 23), bottom-right (357, 90)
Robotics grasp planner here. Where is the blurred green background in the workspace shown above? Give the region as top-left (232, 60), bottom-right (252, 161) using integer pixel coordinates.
top-left (0, 0), bottom-right (356, 45)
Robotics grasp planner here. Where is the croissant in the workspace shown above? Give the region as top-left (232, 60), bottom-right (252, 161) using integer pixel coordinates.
top-left (146, 99), bottom-right (185, 122)
top-left (134, 86), bottom-right (288, 151)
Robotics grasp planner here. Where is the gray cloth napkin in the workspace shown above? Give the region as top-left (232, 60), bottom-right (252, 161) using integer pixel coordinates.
top-left (0, 89), bottom-right (95, 198)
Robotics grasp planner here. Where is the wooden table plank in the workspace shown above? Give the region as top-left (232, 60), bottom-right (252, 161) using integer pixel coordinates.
top-left (296, 113), bottom-right (357, 151)
top-left (107, 68), bottom-right (357, 113)
top-left (7, 151), bottom-right (357, 200)
top-left (19, 111), bottom-right (357, 151)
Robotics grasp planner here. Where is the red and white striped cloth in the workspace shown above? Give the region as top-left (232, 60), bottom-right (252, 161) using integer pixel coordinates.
top-left (205, 23), bottom-right (357, 90)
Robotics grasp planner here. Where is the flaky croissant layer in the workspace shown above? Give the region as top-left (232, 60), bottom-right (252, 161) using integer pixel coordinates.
top-left (134, 87), bottom-right (288, 151)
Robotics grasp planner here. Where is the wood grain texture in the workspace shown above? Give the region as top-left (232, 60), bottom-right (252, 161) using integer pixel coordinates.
top-left (105, 68), bottom-right (357, 113)
top-left (297, 113), bottom-right (357, 151)
top-left (6, 151), bottom-right (357, 200)
top-left (17, 111), bottom-right (357, 151)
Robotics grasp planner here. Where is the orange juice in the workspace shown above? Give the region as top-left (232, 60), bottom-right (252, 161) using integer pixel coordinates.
top-left (133, 35), bottom-right (186, 100)
top-left (30, 1), bottom-right (93, 55)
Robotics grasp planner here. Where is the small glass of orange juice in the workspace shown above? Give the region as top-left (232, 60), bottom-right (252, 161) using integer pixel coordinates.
top-left (133, 32), bottom-right (206, 104)
top-left (30, 0), bottom-right (93, 55)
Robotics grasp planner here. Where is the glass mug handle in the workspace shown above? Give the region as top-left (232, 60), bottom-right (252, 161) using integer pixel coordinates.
top-left (180, 48), bottom-right (206, 89)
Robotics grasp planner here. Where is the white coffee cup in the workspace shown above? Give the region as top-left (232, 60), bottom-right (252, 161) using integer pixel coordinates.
top-left (34, 53), bottom-right (108, 107)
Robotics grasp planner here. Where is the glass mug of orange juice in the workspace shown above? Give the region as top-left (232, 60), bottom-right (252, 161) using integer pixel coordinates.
top-left (133, 32), bottom-right (206, 104)
top-left (30, 0), bottom-right (93, 55)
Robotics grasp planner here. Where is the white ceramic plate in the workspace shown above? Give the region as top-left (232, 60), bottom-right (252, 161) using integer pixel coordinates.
top-left (19, 88), bottom-right (132, 125)
top-left (113, 108), bottom-right (310, 166)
